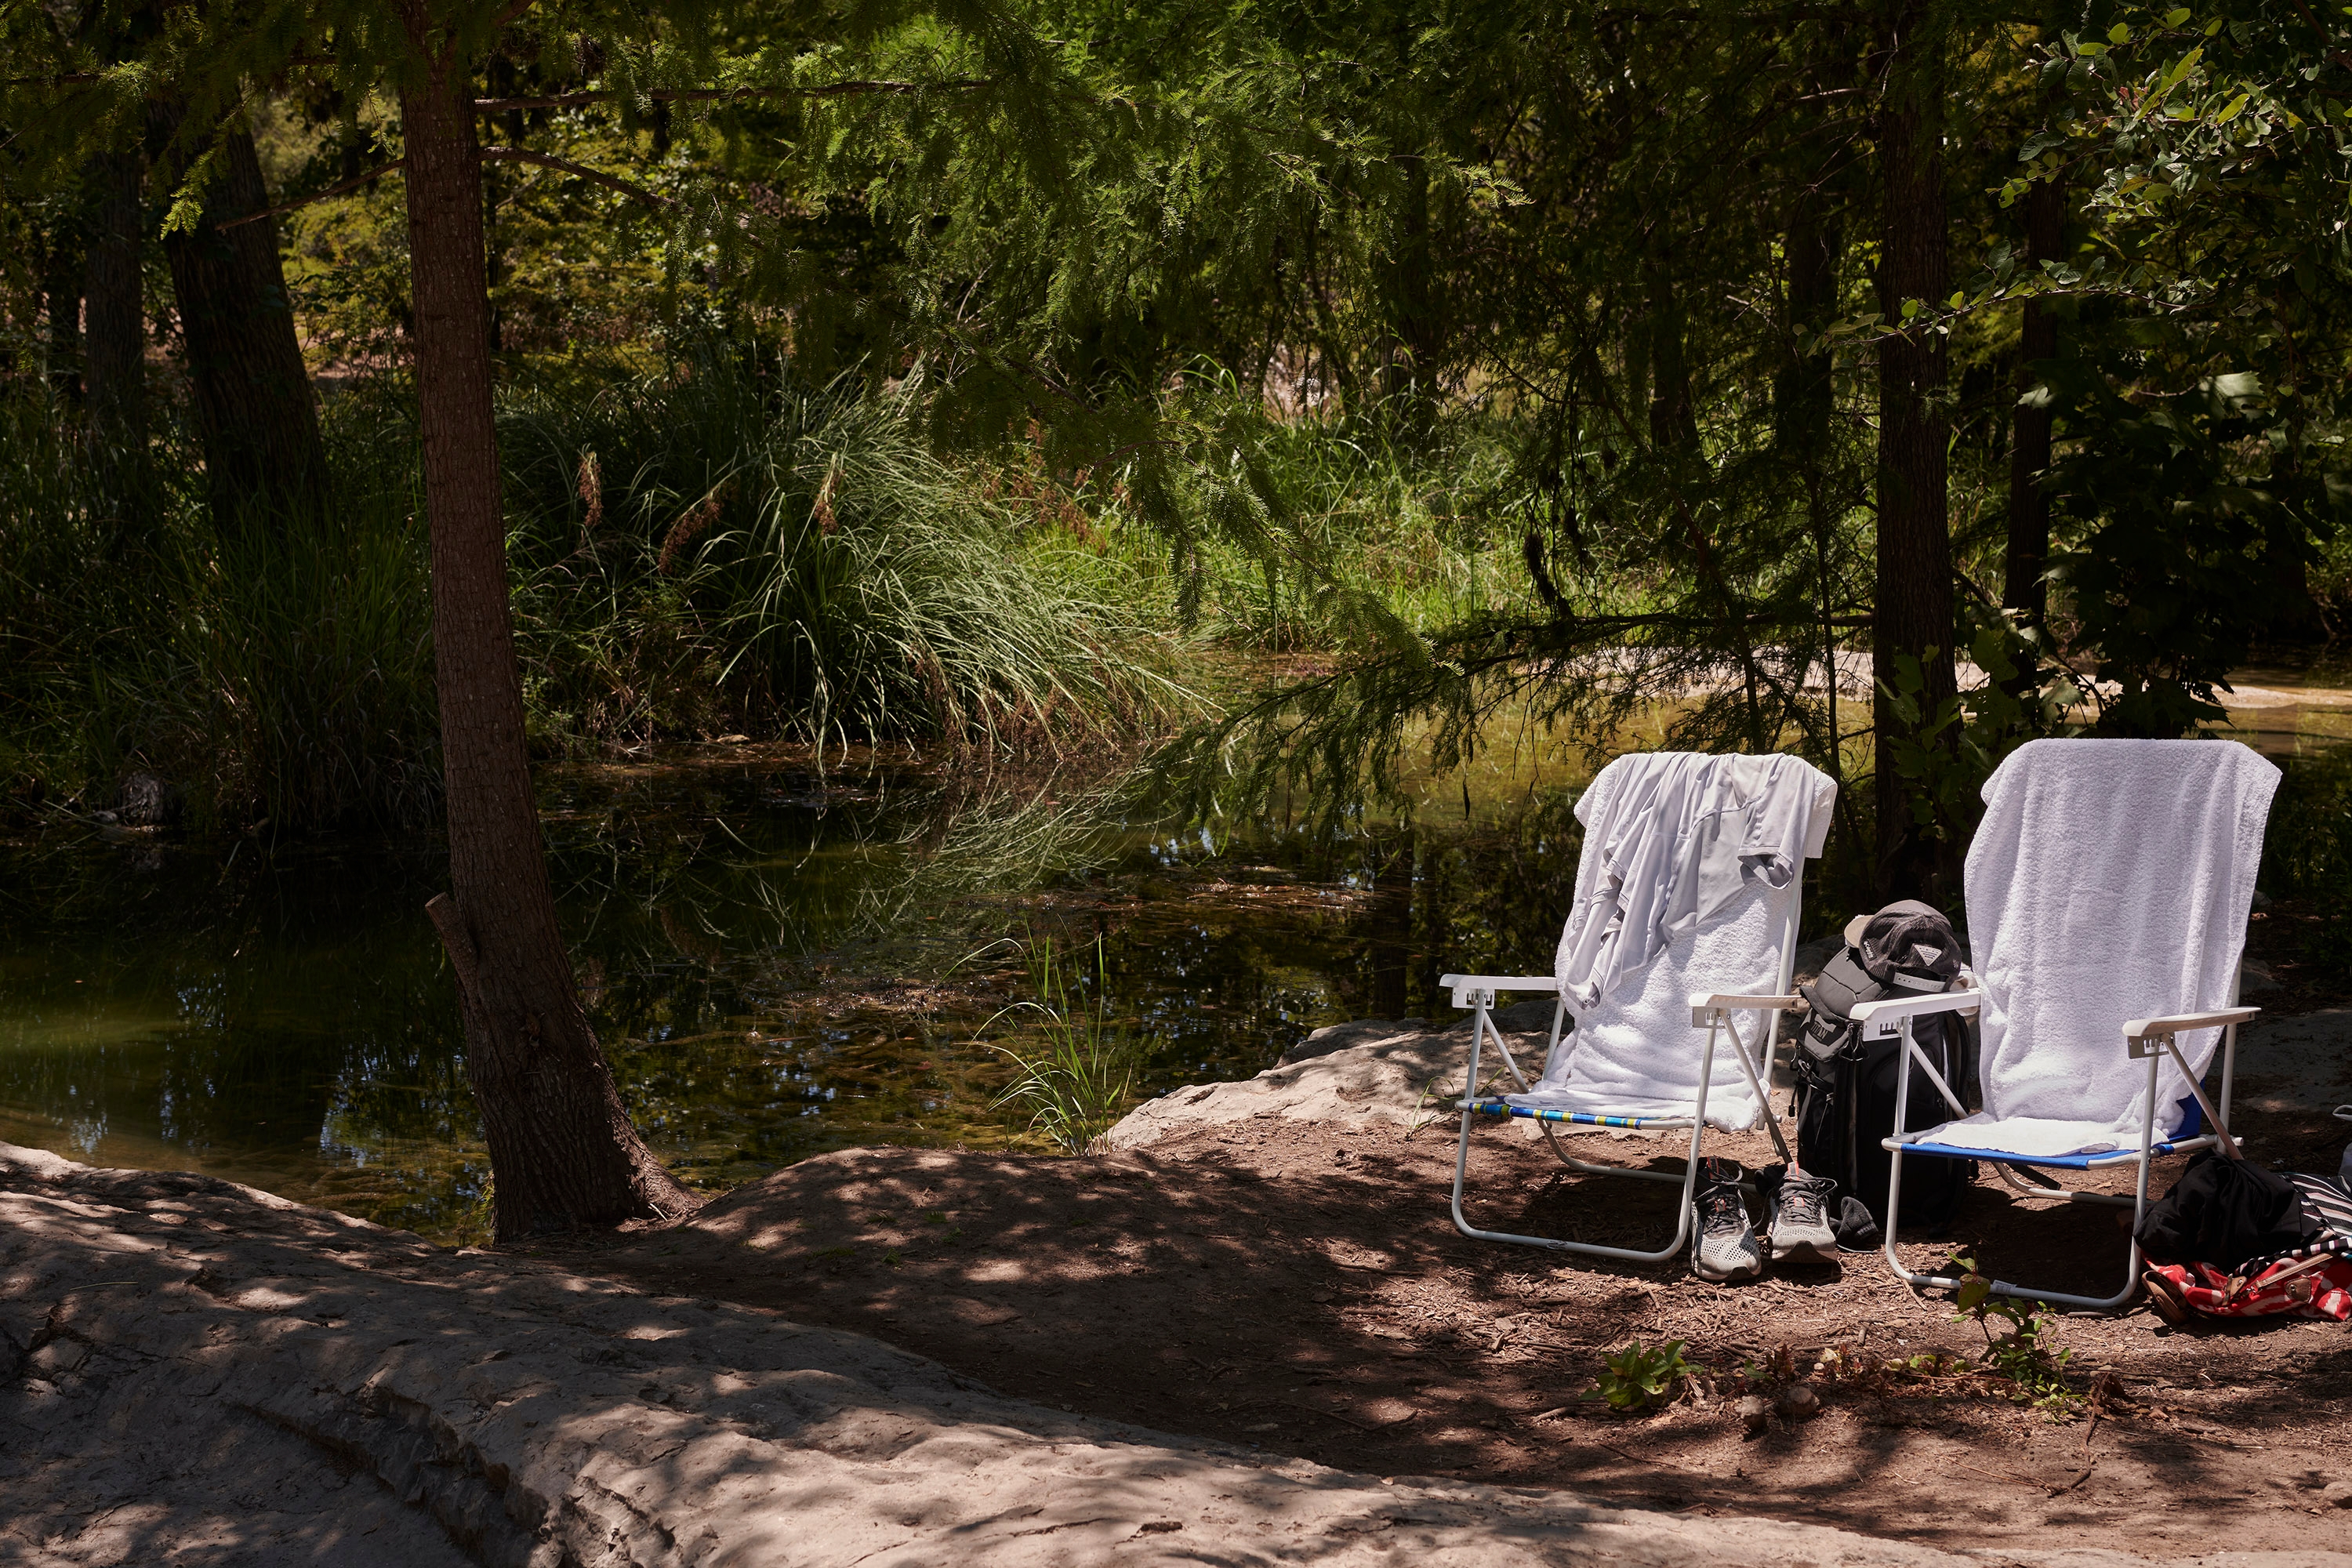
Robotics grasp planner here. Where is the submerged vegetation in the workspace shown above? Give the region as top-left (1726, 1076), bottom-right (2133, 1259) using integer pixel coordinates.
top-left (978, 935), bottom-right (1141, 1156)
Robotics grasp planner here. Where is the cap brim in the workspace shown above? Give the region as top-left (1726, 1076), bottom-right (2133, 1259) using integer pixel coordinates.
top-left (1842, 914), bottom-right (1870, 948)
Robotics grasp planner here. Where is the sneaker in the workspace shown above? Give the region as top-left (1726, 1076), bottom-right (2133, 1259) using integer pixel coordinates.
top-left (1690, 1157), bottom-right (1763, 1282)
top-left (1769, 1171), bottom-right (1841, 1261)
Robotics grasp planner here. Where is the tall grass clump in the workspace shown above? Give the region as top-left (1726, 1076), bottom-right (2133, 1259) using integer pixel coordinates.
top-left (976, 934), bottom-right (1138, 1155)
top-left (499, 343), bottom-right (1192, 757)
top-left (0, 390), bottom-right (171, 779)
top-left (0, 381), bottom-right (440, 833)
top-left (152, 495), bottom-right (441, 831)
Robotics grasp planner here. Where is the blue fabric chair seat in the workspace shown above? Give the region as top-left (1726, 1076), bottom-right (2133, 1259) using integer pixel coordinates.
top-left (1890, 1135), bottom-right (2199, 1171)
top-left (1469, 1098), bottom-right (1691, 1130)
top-left (1890, 1093), bottom-right (2209, 1170)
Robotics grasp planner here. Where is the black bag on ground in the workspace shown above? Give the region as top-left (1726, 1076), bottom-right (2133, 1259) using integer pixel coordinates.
top-left (2135, 1150), bottom-right (2318, 1269)
top-left (1793, 899), bottom-right (1976, 1247)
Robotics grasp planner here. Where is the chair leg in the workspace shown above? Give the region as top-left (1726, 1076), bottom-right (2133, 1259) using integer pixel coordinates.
top-left (1883, 1048), bottom-right (2160, 1313)
top-left (1449, 1008), bottom-right (1715, 1264)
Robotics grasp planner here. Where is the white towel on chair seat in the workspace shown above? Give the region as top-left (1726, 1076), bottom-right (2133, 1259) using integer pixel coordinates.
top-left (1506, 752), bottom-right (1835, 1134)
top-left (1907, 738), bottom-right (2278, 1161)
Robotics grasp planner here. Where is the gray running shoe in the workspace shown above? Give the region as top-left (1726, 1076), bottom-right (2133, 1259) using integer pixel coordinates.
top-left (1690, 1157), bottom-right (1763, 1282)
top-left (1769, 1171), bottom-right (1841, 1261)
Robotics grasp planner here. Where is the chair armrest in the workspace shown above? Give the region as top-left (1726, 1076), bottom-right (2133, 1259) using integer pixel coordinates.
top-left (1850, 988), bottom-right (1984, 1036)
top-left (1687, 993), bottom-right (1802, 1027)
top-left (1439, 975), bottom-right (1560, 1009)
top-left (2123, 1007), bottom-right (2259, 1039)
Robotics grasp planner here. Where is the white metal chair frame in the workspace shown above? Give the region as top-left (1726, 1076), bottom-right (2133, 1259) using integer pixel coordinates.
top-left (1864, 987), bottom-right (2256, 1312)
top-left (1440, 920), bottom-right (1801, 1261)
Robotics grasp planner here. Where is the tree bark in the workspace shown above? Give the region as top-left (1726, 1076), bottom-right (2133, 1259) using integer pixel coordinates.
top-left (83, 148), bottom-right (147, 452)
top-left (1780, 178), bottom-right (1857, 830)
top-left (40, 222), bottom-right (84, 399)
top-left (397, 55), bottom-right (695, 1240)
top-left (2002, 165), bottom-right (2063, 667)
top-left (1377, 155), bottom-right (1439, 406)
top-left (149, 110), bottom-right (329, 528)
top-left (1646, 256), bottom-right (1697, 451)
top-left (1872, 0), bottom-right (1958, 903)
top-left (1774, 192), bottom-right (1838, 454)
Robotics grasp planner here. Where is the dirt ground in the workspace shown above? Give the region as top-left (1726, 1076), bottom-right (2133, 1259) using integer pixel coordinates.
top-left (561, 1076), bottom-right (2352, 1560)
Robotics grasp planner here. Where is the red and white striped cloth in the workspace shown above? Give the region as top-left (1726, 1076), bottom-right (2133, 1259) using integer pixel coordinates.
top-left (2147, 1247), bottom-right (2352, 1321)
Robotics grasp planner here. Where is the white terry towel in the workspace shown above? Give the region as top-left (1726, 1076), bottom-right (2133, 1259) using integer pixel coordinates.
top-left (1902, 738), bottom-right (2279, 1160)
top-left (1508, 752), bottom-right (1837, 1132)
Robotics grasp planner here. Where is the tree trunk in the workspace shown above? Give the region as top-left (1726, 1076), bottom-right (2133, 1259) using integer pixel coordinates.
top-left (1646, 256), bottom-right (1697, 451)
top-left (1377, 155), bottom-right (1439, 407)
top-left (397, 59), bottom-right (695, 1240)
top-left (1780, 181), bottom-right (1856, 822)
top-left (1872, 0), bottom-right (1958, 902)
top-left (40, 222), bottom-right (84, 399)
top-left (2002, 165), bottom-right (2063, 670)
top-left (83, 148), bottom-right (147, 453)
top-left (1774, 193), bottom-right (1838, 454)
top-left (150, 111), bottom-right (329, 528)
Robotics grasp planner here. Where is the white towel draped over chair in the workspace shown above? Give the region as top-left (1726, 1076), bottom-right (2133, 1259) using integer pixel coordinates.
top-left (1873, 737), bottom-right (2281, 1312)
top-left (1443, 750), bottom-right (1835, 1265)
top-left (1902, 739), bottom-right (2278, 1161)
top-left (1505, 753), bottom-right (1835, 1133)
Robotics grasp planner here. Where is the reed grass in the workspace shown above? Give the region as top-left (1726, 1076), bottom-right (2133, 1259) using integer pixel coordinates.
top-left (977, 933), bottom-right (1139, 1155)
top-left (1, 341), bottom-right (1202, 833)
top-left (499, 343), bottom-right (1194, 758)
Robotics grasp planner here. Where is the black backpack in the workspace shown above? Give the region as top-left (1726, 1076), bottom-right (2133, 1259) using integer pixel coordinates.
top-left (2136, 1150), bottom-right (2319, 1270)
top-left (1793, 899), bottom-right (1976, 1247)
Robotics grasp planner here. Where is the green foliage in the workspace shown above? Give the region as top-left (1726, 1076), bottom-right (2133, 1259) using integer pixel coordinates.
top-left (980, 933), bottom-right (1138, 1156)
top-left (1588, 1339), bottom-right (1693, 1412)
top-left (7, 0), bottom-right (2352, 869)
top-left (2259, 747), bottom-right (2352, 898)
top-left (1875, 622), bottom-right (2078, 852)
top-left (499, 341), bottom-right (1192, 755)
top-left (0, 345), bottom-right (1191, 830)
top-left (2042, 367), bottom-right (2340, 737)
top-left (0, 387), bottom-right (437, 832)
top-left (2260, 749), bottom-right (2352, 975)
top-left (1951, 1258), bottom-right (2078, 1415)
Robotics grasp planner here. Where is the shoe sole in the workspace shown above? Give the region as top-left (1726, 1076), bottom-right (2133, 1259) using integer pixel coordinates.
top-left (1770, 1235), bottom-right (1837, 1262)
top-left (1691, 1247), bottom-right (1765, 1282)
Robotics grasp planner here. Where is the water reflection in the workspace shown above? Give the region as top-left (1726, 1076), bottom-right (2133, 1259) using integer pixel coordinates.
top-left (0, 757), bottom-right (1588, 1240)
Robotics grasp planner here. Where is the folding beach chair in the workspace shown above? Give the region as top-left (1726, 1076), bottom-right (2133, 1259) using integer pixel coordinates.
top-left (1441, 752), bottom-right (1837, 1261)
top-left (1863, 738), bottom-right (2281, 1311)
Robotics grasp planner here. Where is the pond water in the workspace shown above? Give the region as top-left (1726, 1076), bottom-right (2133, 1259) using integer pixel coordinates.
top-left (5, 676), bottom-right (2344, 1244)
top-left (0, 747), bottom-right (1588, 1240)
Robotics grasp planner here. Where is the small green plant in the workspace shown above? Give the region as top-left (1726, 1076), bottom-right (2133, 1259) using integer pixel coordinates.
top-left (979, 934), bottom-right (1140, 1156)
top-left (1952, 1258), bottom-right (2079, 1414)
top-left (1588, 1339), bottom-right (1694, 1412)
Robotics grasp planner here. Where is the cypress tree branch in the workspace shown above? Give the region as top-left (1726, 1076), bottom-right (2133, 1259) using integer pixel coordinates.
top-left (215, 147), bottom-right (673, 232)
top-left (476, 147), bottom-right (677, 208)
top-left (214, 159), bottom-right (407, 230)
top-left (471, 80), bottom-right (984, 111)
